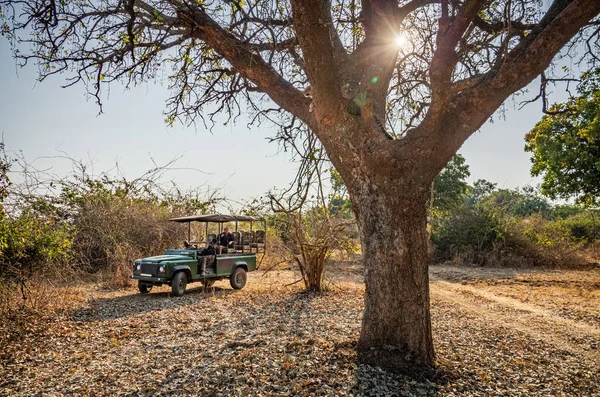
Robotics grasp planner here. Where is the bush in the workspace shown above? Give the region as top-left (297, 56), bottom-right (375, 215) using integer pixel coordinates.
top-left (0, 209), bottom-right (73, 284)
top-left (556, 212), bottom-right (600, 243)
top-left (432, 205), bottom-right (589, 267)
top-left (505, 215), bottom-right (586, 267)
top-left (70, 194), bottom-right (186, 285)
top-left (432, 205), bottom-right (506, 265)
top-left (56, 176), bottom-right (218, 286)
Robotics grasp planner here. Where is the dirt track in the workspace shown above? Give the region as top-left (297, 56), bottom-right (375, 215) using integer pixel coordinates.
top-left (429, 266), bottom-right (600, 364)
top-left (1, 264), bottom-right (599, 396)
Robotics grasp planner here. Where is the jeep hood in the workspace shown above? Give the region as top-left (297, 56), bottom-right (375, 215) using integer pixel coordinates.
top-left (141, 254), bottom-right (194, 263)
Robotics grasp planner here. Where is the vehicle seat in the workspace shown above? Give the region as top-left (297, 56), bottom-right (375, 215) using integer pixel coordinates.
top-left (207, 233), bottom-right (216, 244)
top-left (241, 231), bottom-right (252, 252)
top-left (249, 230), bottom-right (262, 251)
top-left (232, 231), bottom-right (243, 252)
top-left (254, 230), bottom-right (266, 252)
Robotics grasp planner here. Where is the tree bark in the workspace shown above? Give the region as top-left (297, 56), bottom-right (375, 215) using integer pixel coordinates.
top-left (349, 178), bottom-right (435, 367)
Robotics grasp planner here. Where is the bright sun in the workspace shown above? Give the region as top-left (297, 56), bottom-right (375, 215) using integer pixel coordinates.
top-left (395, 33), bottom-right (407, 48)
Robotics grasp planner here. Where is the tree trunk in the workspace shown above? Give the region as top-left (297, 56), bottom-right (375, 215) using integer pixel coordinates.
top-left (353, 184), bottom-right (435, 367)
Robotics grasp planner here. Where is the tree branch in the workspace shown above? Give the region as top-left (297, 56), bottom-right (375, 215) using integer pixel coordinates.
top-left (175, 2), bottom-right (314, 127)
top-left (289, 0), bottom-right (347, 110)
top-left (394, 0), bottom-right (600, 182)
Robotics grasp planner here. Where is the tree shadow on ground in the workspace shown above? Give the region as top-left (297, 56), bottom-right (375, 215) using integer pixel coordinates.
top-left (271, 291), bottom-right (461, 396)
top-left (72, 284), bottom-right (236, 322)
top-left (133, 289), bottom-right (461, 396)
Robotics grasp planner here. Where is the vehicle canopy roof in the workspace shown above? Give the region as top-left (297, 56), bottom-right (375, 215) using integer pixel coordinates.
top-left (169, 214), bottom-right (266, 223)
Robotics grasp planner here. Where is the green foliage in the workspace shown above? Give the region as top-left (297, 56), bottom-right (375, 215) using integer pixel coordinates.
top-left (0, 140), bottom-right (12, 214)
top-left (548, 204), bottom-right (585, 220)
top-left (466, 179), bottom-right (497, 206)
top-left (432, 182), bottom-right (596, 267)
top-left (555, 211), bottom-right (600, 243)
top-left (525, 69), bottom-right (600, 206)
top-left (432, 204), bottom-right (506, 265)
top-left (0, 209), bottom-right (73, 282)
top-left (328, 168), bottom-right (352, 216)
top-left (429, 154), bottom-right (471, 214)
top-left (505, 215), bottom-right (586, 267)
top-left (484, 186), bottom-right (551, 218)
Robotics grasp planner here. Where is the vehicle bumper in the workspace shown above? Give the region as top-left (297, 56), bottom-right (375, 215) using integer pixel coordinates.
top-left (131, 275), bottom-right (167, 284)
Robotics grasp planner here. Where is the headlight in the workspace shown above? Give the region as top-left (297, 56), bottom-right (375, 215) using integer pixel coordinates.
top-left (136, 264), bottom-right (141, 272)
top-left (159, 265), bottom-right (166, 274)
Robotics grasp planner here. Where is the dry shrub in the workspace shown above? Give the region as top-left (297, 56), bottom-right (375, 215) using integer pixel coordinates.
top-left (260, 226), bottom-right (293, 270)
top-left (0, 264), bottom-right (87, 344)
top-left (72, 196), bottom-right (186, 286)
top-left (505, 215), bottom-right (588, 268)
top-left (268, 204), bottom-right (356, 291)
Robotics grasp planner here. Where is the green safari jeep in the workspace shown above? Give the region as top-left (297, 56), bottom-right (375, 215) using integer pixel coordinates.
top-left (131, 214), bottom-right (266, 296)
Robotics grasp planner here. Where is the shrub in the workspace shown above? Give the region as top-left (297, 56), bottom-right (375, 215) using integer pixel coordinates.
top-left (505, 215), bottom-right (587, 267)
top-left (432, 206), bottom-right (589, 267)
top-left (556, 212), bottom-right (600, 243)
top-left (432, 205), bottom-right (506, 265)
top-left (69, 194), bottom-right (186, 285)
top-left (0, 209), bottom-right (73, 284)
top-left (57, 177), bottom-right (217, 286)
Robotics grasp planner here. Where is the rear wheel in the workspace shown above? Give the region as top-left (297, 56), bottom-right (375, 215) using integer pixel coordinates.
top-left (138, 281), bottom-right (152, 294)
top-left (171, 271), bottom-right (187, 297)
top-left (230, 267), bottom-right (247, 290)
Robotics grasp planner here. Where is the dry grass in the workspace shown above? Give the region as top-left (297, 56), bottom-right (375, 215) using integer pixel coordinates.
top-left (1, 262), bottom-right (599, 396)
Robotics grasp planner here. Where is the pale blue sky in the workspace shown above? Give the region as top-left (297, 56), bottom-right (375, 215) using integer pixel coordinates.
top-left (0, 37), bottom-right (559, 203)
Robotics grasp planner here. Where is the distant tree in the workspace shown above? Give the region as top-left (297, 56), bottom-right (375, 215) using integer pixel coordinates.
top-left (328, 168), bottom-right (352, 216)
top-left (429, 154), bottom-right (470, 214)
top-left (485, 186), bottom-right (551, 218)
top-left (525, 69), bottom-right (600, 206)
top-left (549, 204), bottom-right (585, 220)
top-left (467, 179), bottom-right (498, 206)
top-left (2, 0), bottom-right (599, 367)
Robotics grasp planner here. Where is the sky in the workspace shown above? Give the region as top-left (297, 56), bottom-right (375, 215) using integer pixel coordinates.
top-left (0, 36), bottom-right (565, 206)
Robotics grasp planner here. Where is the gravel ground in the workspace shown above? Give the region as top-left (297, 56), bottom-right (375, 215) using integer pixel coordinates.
top-left (1, 265), bottom-right (599, 396)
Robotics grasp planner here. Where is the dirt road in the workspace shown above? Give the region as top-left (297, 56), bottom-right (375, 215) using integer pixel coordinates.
top-left (1, 264), bottom-right (598, 396)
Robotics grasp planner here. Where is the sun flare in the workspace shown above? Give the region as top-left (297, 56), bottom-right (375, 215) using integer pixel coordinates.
top-left (395, 33), bottom-right (408, 48)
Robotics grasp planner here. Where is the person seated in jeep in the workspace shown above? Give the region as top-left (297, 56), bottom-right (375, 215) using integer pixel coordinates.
top-left (217, 227), bottom-right (235, 254)
top-left (183, 240), bottom-right (198, 249)
top-left (198, 239), bottom-right (216, 274)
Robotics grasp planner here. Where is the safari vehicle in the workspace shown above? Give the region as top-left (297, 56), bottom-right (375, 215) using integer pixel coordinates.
top-left (131, 214), bottom-right (266, 296)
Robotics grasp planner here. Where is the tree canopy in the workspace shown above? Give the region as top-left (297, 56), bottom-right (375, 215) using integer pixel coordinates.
top-left (525, 69), bottom-right (600, 206)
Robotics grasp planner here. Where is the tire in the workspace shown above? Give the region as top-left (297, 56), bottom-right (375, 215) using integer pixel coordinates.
top-left (138, 281), bottom-right (152, 294)
top-left (201, 279), bottom-right (216, 288)
top-left (230, 267), bottom-right (247, 290)
top-left (171, 271), bottom-right (187, 297)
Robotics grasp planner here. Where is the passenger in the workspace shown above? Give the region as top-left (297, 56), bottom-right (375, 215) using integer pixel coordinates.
top-left (217, 227), bottom-right (235, 254)
top-left (199, 239), bottom-right (216, 275)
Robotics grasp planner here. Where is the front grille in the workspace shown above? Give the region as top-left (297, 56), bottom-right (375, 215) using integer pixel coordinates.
top-left (141, 263), bottom-right (158, 275)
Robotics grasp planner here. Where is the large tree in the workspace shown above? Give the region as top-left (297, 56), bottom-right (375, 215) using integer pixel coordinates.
top-left (2, 0), bottom-right (599, 367)
top-left (526, 69), bottom-right (600, 206)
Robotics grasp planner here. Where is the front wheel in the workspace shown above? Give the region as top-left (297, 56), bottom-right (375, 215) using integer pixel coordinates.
top-left (171, 271), bottom-right (187, 297)
top-left (230, 267), bottom-right (247, 290)
top-left (138, 281), bottom-right (153, 294)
